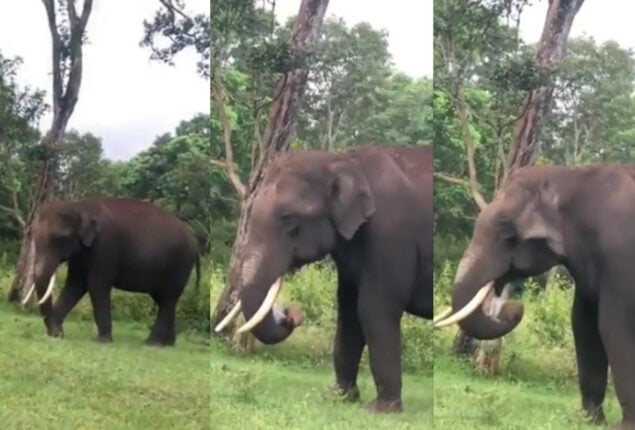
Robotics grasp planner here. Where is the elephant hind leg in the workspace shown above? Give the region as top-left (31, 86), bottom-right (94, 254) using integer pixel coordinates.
top-left (598, 293), bottom-right (635, 427)
top-left (572, 290), bottom-right (608, 424)
top-left (146, 294), bottom-right (178, 346)
top-left (357, 287), bottom-right (403, 413)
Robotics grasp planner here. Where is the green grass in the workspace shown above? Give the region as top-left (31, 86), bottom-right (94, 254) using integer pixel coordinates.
top-left (210, 336), bottom-right (433, 430)
top-left (434, 354), bottom-right (624, 430)
top-left (0, 303), bottom-right (210, 430)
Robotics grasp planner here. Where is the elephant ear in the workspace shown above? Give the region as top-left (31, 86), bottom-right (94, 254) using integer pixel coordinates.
top-left (327, 158), bottom-right (375, 240)
top-left (515, 179), bottom-right (565, 256)
top-left (78, 211), bottom-right (100, 247)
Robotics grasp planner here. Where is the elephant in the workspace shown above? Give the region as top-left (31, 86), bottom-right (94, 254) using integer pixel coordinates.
top-left (20, 197), bottom-right (200, 346)
top-left (434, 164), bottom-right (635, 429)
top-left (215, 144), bottom-right (433, 412)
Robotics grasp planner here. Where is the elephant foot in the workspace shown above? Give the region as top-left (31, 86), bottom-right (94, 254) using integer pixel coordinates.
top-left (364, 398), bottom-right (403, 413)
top-left (145, 335), bottom-right (176, 347)
top-left (332, 383), bottom-right (360, 402)
top-left (45, 321), bottom-right (63, 338)
top-left (94, 334), bottom-right (113, 344)
top-left (582, 406), bottom-right (606, 426)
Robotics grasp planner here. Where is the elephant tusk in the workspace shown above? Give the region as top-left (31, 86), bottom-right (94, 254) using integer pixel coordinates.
top-left (236, 277), bottom-right (283, 333)
top-left (433, 282), bottom-right (493, 329)
top-left (214, 301), bottom-right (242, 333)
top-left (21, 284), bottom-right (36, 305)
top-left (432, 307), bottom-right (453, 324)
top-left (37, 273), bottom-right (57, 305)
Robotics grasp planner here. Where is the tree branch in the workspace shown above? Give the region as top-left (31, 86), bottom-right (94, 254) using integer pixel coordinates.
top-left (211, 70), bottom-right (246, 197)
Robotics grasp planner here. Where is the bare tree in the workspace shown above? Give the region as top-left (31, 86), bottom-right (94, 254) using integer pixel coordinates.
top-left (8, 0), bottom-right (93, 303)
top-left (212, 0), bottom-right (330, 351)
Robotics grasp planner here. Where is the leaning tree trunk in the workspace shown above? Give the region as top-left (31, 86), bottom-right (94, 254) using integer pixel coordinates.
top-left (8, 0), bottom-right (93, 303)
top-left (211, 0), bottom-right (330, 352)
top-left (455, 0), bottom-right (585, 373)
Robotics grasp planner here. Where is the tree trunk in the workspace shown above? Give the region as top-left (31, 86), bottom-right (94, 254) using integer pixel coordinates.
top-left (8, 0), bottom-right (93, 303)
top-left (211, 0), bottom-right (330, 351)
top-left (455, 0), bottom-right (585, 373)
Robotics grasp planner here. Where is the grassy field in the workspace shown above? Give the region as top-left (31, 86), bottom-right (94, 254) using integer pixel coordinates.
top-left (0, 303), bottom-right (210, 430)
top-left (433, 353), bottom-right (622, 430)
top-left (211, 337), bottom-right (433, 430)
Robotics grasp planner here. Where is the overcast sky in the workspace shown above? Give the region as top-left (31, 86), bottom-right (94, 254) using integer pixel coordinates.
top-left (519, 0), bottom-right (635, 49)
top-left (0, 1), bottom-right (209, 161)
top-left (275, 0), bottom-right (433, 79)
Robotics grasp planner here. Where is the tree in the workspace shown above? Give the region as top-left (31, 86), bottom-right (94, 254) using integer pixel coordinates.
top-left (0, 53), bottom-right (47, 250)
top-left (9, 0), bottom-right (93, 303)
top-left (141, 0), bottom-right (210, 77)
top-left (211, 0), bottom-right (330, 351)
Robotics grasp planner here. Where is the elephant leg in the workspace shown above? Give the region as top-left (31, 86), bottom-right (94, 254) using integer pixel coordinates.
top-left (358, 289), bottom-right (403, 413)
top-left (598, 293), bottom-right (635, 427)
top-left (51, 282), bottom-right (88, 337)
top-left (87, 279), bottom-right (113, 343)
top-left (572, 290), bottom-right (608, 424)
top-left (333, 280), bottom-right (365, 401)
top-left (146, 296), bottom-right (177, 346)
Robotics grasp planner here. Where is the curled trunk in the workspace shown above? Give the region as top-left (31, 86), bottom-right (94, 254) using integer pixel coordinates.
top-left (451, 252), bottom-right (524, 340)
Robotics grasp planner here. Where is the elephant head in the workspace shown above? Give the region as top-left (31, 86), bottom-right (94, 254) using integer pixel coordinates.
top-left (215, 151), bottom-right (375, 344)
top-left (435, 167), bottom-right (567, 339)
top-left (23, 201), bottom-right (100, 318)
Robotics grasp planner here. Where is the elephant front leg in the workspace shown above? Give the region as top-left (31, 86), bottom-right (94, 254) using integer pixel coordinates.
top-left (333, 283), bottom-right (365, 402)
top-left (358, 293), bottom-right (403, 413)
top-left (572, 291), bottom-right (608, 424)
top-left (50, 267), bottom-right (88, 338)
top-left (599, 293), bottom-right (635, 428)
top-left (87, 279), bottom-right (113, 343)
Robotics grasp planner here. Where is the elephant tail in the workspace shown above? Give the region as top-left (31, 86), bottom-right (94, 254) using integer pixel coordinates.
top-left (194, 254), bottom-right (201, 294)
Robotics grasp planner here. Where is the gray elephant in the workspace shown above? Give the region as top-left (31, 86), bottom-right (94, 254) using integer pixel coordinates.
top-left (216, 144), bottom-right (433, 412)
top-left (18, 197), bottom-right (200, 346)
top-left (435, 164), bottom-right (635, 429)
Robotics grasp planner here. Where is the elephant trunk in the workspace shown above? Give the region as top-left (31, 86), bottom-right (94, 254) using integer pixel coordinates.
top-left (212, 248), bottom-right (301, 344)
top-left (449, 249), bottom-right (524, 340)
top-left (239, 279), bottom-right (295, 345)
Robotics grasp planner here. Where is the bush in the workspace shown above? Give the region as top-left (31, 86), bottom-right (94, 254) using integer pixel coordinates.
top-left (0, 253), bottom-right (210, 335)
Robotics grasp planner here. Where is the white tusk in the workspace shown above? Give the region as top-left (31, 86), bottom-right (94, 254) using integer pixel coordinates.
top-left (434, 283), bottom-right (493, 329)
top-left (37, 273), bottom-right (57, 305)
top-left (21, 284), bottom-right (36, 305)
top-left (236, 277), bottom-right (283, 333)
top-left (214, 301), bottom-right (242, 332)
top-left (433, 307), bottom-right (453, 324)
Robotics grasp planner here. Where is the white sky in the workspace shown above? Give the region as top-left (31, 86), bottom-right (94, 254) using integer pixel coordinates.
top-left (0, 1), bottom-right (209, 161)
top-left (275, 0), bottom-right (433, 79)
top-left (519, 0), bottom-right (635, 49)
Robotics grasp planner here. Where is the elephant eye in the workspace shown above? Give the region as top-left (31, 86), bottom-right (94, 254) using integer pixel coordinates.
top-left (280, 214), bottom-right (301, 237)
